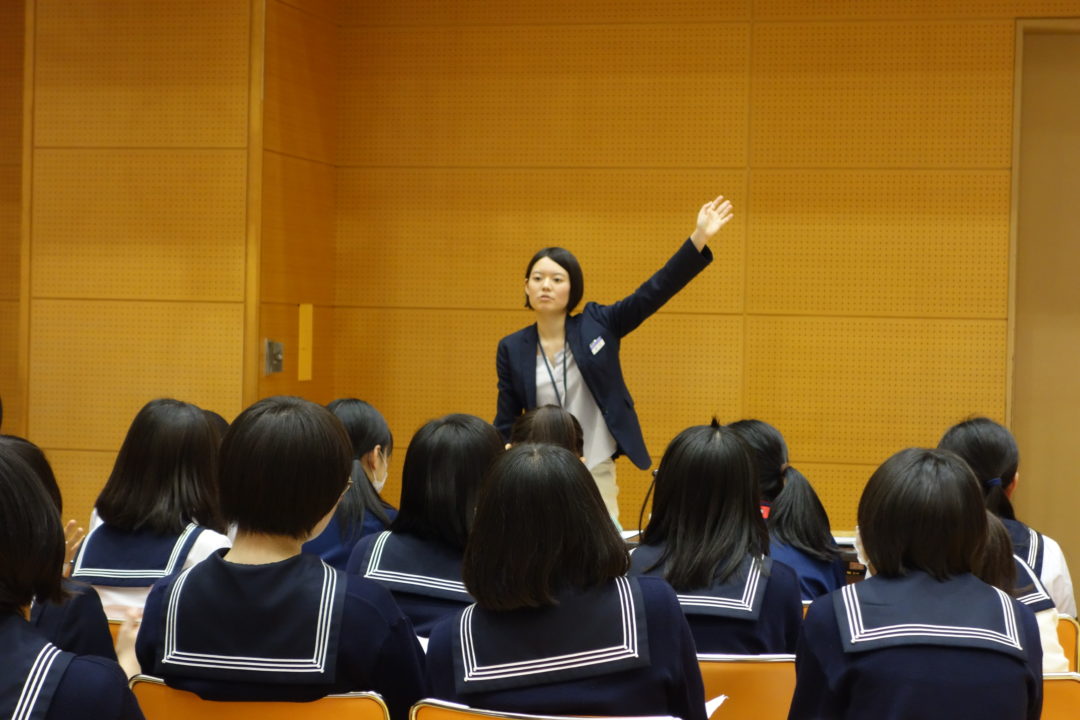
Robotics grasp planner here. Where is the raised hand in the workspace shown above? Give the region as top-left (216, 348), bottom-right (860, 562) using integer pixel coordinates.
top-left (691, 195), bottom-right (734, 251)
top-left (63, 518), bottom-right (85, 577)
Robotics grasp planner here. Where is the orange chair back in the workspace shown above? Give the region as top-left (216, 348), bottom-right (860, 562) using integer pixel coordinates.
top-left (1043, 673), bottom-right (1080, 719)
top-left (1057, 615), bottom-right (1079, 673)
top-left (108, 619), bottom-right (122, 646)
top-left (697, 654), bottom-right (796, 720)
top-left (410, 698), bottom-right (678, 720)
top-left (129, 675), bottom-right (389, 720)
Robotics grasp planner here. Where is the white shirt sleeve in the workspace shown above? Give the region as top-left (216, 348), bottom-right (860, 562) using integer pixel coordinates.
top-left (1040, 534), bottom-right (1076, 617)
top-left (181, 528), bottom-right (232, 570)
top-left (1036, 609), bottom-right (1070, 673)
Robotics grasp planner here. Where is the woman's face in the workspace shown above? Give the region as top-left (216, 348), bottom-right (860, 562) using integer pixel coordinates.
top-left (525, 257), bottom-right (571, 314)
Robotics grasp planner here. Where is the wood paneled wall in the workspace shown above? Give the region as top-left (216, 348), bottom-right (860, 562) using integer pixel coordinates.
top-left (0, 0), bottom-right (24, 436)
top-left (334, 1), bottom-right (1079, 527)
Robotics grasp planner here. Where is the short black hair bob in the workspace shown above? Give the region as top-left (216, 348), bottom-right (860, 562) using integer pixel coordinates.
top-left (0, 446), bottom-right (66, 616)
top-left (937, 417), bottom-right (1019, 521)
top-left (96, 398), bottom-right (225, 535)
top-left (509, 404), bottom-right (584, 456)
top-left (0, 435), bottom-right (62, 515)
top-left (858, 447), bottom-right (987, 581)
top-left (219, 395), bottom-right (352, 539)
top-left (326, 398), bottom-right (396, 535)
top-left (640, 420), bottom-right (769, 590)
top-left (464, 443), bottom-right (629, 610)
top-left (391, 414), bottom-right (503, 550)
top-left (524, 247), bottom-right (584, 314)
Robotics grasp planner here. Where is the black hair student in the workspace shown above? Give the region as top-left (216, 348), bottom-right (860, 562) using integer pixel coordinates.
top-left (426, 444), bottom-right (705, 720)
top-left (790, 448), bottom-right (1042, 720)
top-left (133, 396), bottom-right (425, 720)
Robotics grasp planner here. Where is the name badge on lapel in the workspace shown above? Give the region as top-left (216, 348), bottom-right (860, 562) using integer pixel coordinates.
top-left (589, 336), bottom-right (605, 355)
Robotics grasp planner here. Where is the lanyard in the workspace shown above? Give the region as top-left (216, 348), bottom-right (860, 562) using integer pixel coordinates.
top-left (539, 341), bottom-right (568, 408)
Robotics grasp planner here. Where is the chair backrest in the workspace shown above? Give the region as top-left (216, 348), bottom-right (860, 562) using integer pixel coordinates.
top-left (1043, 672), bottom-right (1080, 719)
top-left (410, 698), bottom-right (678, 720)
top-left (1057, 614), bottom-right (1079, 673)
top-left (697, 654), bottom-right (796, 720)
top-left (108, 619), bottom-right (122, 646)
top-left (129, 675), bottom-right (389, 720)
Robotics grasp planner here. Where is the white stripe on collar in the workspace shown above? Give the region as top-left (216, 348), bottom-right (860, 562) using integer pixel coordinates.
top-left (459, 576), bottom-right (640, 683)
top-left (72, 523), bottom-right (200, 579)
top-left (1025, 528), bottom-right (1040, 569)
top-left (13, 644), bottom-right (62, 720)
top-left (1014, 554), bottom-right (1053, 607)
top-left (676, 558), bottom-right (762, 612)
top-left (161, 561), bottom-right (337, 673)
top-left (364, 531), bottom-right (467, 593)
top-left (840, 582), bottom-right (1022, 650)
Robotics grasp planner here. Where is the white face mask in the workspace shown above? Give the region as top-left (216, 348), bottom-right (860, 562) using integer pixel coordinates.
top-left (854, 525), bottom-right (873, 577)
top-left (372, 475), bottom-right (386, 494)
top-left (371, 449), bottom-right (388, 495)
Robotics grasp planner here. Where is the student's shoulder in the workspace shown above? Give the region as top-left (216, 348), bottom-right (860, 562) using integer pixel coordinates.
top-left (343, 572), bottom-right (410, 623)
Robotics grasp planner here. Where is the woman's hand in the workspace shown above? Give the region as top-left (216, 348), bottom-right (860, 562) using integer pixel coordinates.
top-left (691, 195), bottom-right (734, 251)
top-left (116, 608), bottom-right (143, 680)
top-left (62, 519), bottom-right (85, 578)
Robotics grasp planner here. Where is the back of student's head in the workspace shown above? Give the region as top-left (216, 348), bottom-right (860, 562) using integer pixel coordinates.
top-left (0, 435), bottom-right (62, 515)
top-left (0, 446), bottom-right (66, 616)
top-left (464, 443), bottom-right (628, 610)
top-left (220, 395), bottom-right (351, 539)
top-left (859, 447), bottom-right (987, 580)
top-left (727, 419), bottom-right (788, 502)
top-left (326, 398), bottom-right (395, 534)
top-left (391, 414), bottom-right (503, 550)
top-left (641, 419), bottom-right (769, 590)
top-left (508, 404), bottom-right (584, 456)
top-left (937, 417), bottom-right (1019, 521)
top-left (96, 398), bottom-right (224, 535)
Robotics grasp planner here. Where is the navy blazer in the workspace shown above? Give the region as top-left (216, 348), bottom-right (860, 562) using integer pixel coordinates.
top-left (494, 239), bottom-right (712, 469)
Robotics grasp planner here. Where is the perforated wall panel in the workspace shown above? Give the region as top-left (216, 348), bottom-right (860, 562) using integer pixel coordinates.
top-left (258, 302), bottom-right (335, 403)
top-left (755, 0), bottom-right (1080, 20)
top-left (45, 449), bottom-right (116, 534)
top-left (341, 0), bottom-right (750, 26)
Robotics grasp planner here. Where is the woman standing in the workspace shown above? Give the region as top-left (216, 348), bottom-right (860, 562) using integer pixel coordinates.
top-left (494, 196), bottom-right (734, 521)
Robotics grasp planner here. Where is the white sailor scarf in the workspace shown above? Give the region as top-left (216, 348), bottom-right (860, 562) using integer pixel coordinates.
top-left (450, 576), bottom-right (651, 694)
top-left (630, 545), bottom-right (771, 620)
top-left (1003, 519), bottom-right (1044, 576)
top-left (71, 522), bottom-right (206, 587)
top-left (0, 615), bottom-right (75, 720)
top-left (1013, 555), bottom-right (1056, 614)
top-left (357, 531), bottom-right (473, 603)
top-left (153, 550), bottom-right (347, 684)
top-left (834, 571), bottom-right (1027, 660)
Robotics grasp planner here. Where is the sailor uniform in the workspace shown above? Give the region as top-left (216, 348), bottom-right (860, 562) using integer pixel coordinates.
top-left (426, 576), bottom-right (706, 720)
top-left (789, 571), bottom-right (1042, 720)
top-left (135, 549), bottom-right (426, 720)
top-left (0, 613), bottom-right (142, 720)
top-left (1003, 517), bottom-right (1076, 616)
top-left (629, 544), bottom-right (802, 653)
top-left (347, 530), bottom-right (473, 637)
top-left (303, 508), bottom-right (397, 571)
top-left (30, 579), bottom-right (116, 660)
top-left (768, 539), bottom-right (847, 601)
top-left (1012, 555), bottom-right (1071, 672)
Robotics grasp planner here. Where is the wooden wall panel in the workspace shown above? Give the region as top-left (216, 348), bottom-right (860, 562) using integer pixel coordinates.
top-left (278, 0), bottom-right (342, 24)
top-left (755, 0), bottom-right (1080, 20)
top-left (0, 301), bottom-right (19, 432)
top-left (32, 149), bottom-right (247, 301)
top-left (0, 165), bottom-right (18, 300)
top-left (258, 302), bottom-right (335, 402)
top-left (34, 0), bottom-right (249, 148)
top-left (43, 449), bottom-right (115, 533)
top-left (341, 1), bottom-right (750, 26)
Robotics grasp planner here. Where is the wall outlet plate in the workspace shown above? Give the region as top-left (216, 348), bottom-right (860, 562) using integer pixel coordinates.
top-left (264, 339), bottom-right (284, 374)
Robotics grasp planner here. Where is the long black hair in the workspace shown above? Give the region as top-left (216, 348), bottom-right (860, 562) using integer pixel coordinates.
top-left (326, 398), bottom-right (396, 538)
top-left (938, 417), bottom-right (1019, 521)
top-left (640, 420), bottom-right (769, 590)
top-left (729, 419), bottom-right (840, 563)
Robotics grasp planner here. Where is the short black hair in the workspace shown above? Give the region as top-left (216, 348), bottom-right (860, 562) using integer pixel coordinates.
top-left (390, 414), bottom-right (503, 550)
top-left (858, 448), bottom-right (987, 581)
top-left (327, 398), bottom-right (396, 535)
top-left (524, 247), bottom-right (584, 314)
top-left (96, 398), bottom-right (225, 534)
top-left (641, 420), bottom-right (769, 590)
top-left (0, 435), bottom-right (62, 514)
top-left (0, 447), bottom-right (66, 615)
top-left (220, 396), bottom-right (351, 539)
top-left (509, 405), bottom-right (584, 456)
top-left (464, 444), bottom-right (628, 610)
top-left (938, 417), bottom-right (1019, 521)
top-left (727, 419), bottom-right (787, 502)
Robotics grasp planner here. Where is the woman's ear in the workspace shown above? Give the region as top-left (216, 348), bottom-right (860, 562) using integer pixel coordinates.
top-left (1004, 470), bottom-right (1019, 499)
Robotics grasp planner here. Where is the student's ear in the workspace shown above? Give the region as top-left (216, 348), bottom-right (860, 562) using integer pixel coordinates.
top-left (505, 443), bottom-right (512, 450)
top-left (1004, 470), bottom-right (1019, 499)
top-left (361, 446), bottom-right (381, 473)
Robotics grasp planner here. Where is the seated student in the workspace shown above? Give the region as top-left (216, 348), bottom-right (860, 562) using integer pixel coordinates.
top-left (304, 398), bottom-right (398, 569)
top-left (939, 417), bottom-right (1075, 616)
top-left (427, 444), bottom-right (705, 720)
top-left (790, 448), bottom-right (1042, 720)
top-left (133, 396), bottom-right (426, 720)
top-left (0, 445), bottom-right (144, 719)
top-left (347, 414), bottom-right (503, 637)
top-left (629, 420), bottom-right (802, 653)
top-left (72, 399), bottom-right (231, 615)
top-left (0, 435), bottom-right (115, 660)
top-left (508, 404), bottom-right (584, 456)
top-left (729, 419), bottom-right (846, 600)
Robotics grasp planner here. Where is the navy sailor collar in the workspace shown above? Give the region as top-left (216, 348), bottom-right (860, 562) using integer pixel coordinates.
top-left (1013, 555), bottom-right (1055, 613)
top-left (0, 615), bottom-right (74, 720)
top-left (1002, 519), bottom-right (1044, 575)
top-left (834, 571), bottom-right (1026, 660)
top-left (71, 522), bottom-right (205, 587)
top-left (358, 531), bottom-right (472, 602)
top-left (154, 550), bottom-right (347, 684)
top-left (630, 545), bottom-right (771, 620)
top-left (451, 576), bottom-right (650, 693)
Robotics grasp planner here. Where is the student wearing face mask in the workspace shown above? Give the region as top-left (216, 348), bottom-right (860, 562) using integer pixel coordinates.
top-left (303, 399), bottom-right (397, 570)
